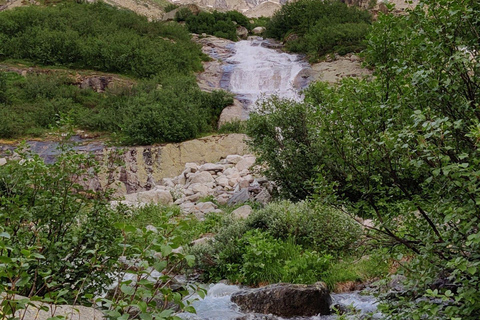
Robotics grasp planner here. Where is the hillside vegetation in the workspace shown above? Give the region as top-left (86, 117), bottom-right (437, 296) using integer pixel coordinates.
top-left (266, 0), bottom-right (372, 60)
top-left (0, 2), bottom-right (232, 144)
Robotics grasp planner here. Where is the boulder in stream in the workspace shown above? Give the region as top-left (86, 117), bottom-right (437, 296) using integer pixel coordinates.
top-left (231, 282), bottom-right (332, 317)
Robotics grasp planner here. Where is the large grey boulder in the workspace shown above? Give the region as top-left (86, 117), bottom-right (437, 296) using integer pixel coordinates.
top-left (231, 283), bottom-right (331, 317)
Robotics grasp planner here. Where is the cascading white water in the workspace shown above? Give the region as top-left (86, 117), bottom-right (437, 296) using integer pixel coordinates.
top-left (177, 283), bottom-right (381, 320)
top-left (226, 38), bottom-right (308, 110)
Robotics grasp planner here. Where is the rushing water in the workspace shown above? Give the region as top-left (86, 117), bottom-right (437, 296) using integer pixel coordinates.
top-left (177, 283), bottom-right (381, 320)
top-left (225, 38), bottom-right (309, 110)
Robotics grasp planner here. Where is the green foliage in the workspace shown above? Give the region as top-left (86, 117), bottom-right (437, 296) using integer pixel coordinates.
top-left (0, 148), bottom-right (201, 318)
top-left (164, 3), bottom-right (179, 12)
top-left (246, 200), bottom-right (362, 253)
top-left (0, 72), bottom-right (6, 105)
top-left (0, 2), bottom-right (203, 78)
top-left (0, 146), bottom-right (120, 302)
top-left (217, 120), bottom-right (247, 134)
top-left (266, 0), bottom-right (371, 60)
top-left (0, 70), bottom-right (232, 143)
top-left (184, 11), bottom-right (250, 41)
top-left (0, 3), bottom-right (235, 143)
top-left (190, 226), bottom-right (331, 285)
top-left (249, 0), bottom-right (480, 317)
top-left (246, 97), bottom-right (321, 200)
top-left (189, 200), bottom-right (361, 285)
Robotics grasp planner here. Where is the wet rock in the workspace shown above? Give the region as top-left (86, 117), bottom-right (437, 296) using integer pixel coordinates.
top-left (231, 283), bottom-right (331, 317)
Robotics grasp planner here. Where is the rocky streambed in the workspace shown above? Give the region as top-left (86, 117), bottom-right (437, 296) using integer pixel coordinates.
top-left (178, 283), bottom-right (381, 320)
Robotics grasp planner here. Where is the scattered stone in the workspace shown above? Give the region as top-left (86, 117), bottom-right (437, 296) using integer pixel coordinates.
top-left (235, 157), bottom-right (255, 171)
top-left (115, 154), bottom-right (273, 214)
top-left (199, 163), bottom-right (225, 172)
top-left (254, 189), bottom-right (271, 205)
top-left (226, 154), bottom-right (244, 164)
top-left (231, 283), bottom-right (331, 317)
top-left (252, 26), bottom-right (266, 35)
top-left (228, 188), bottom-right (250, 206)
top-left (136, 189), bottom-right (173, 205)
top-left (194, 201), bottom-right (218, 214)
top-left (0, 158), bottom-right (7, 166)
top-left (231, 205), bottom-right (252, 219)
top-left (190, 171), bottom-right (214, 184)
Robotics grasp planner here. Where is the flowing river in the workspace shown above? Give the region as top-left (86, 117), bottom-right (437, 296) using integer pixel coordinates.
top-left (224, 37), bottom-right (309, 110)
top-left (178, 283), bottom-right (381, 320)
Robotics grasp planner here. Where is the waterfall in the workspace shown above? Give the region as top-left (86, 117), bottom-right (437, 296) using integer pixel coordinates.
top-left (225, 38), bottom-right (308, 110)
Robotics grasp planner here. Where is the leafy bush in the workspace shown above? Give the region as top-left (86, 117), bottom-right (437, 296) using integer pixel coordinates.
top-left (246, 200), bottom-right (362, 253)
top-left (265, 0), bottom-right (372, 60)
top-left (190, 200), bottom-right (360, 285)
top-left (0, 146), bottom-right (120, 302)
top-left (0, 2), bottom-right (204, 78)
top-left (190, 227), bottom-right (331, 285)
top-left (0, 70), bottom-right (232, 143)
top-left (0, 147), bottom-right (201, 318)
top-left (184, 11), bottom-right (250, 41)
top-left (246, 97), bottom-right (321, 200)
top-left (218, 120), bottom-right (247, 134)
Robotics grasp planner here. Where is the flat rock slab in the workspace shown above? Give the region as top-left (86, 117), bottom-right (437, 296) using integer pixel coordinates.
top-left (231, 283), bottom-right (331, 317)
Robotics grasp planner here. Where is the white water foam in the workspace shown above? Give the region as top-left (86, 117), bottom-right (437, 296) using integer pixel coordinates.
top-left (226, 38), bottom-right (307, 110)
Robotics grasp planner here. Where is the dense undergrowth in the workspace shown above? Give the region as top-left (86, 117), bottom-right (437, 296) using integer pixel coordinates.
top-left (266, 0), bottom-right (372, 61)
top-left (0, 2), bottom-right (233, 144)
top-left (187, 200), bottom-right (388, 289)
top-left (0, 147), bottom-right (202, 319)
top-left (181, 10), bottom-right (252, 41)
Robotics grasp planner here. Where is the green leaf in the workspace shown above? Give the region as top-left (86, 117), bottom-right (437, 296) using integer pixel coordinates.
top-left (120, 284), bottom-right (135, 296)
top-left (0, 232), bottom-right (10, 239)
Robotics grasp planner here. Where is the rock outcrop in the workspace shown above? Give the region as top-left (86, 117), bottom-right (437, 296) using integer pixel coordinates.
top-left (0, 134), bottom-right (248, 196)
top-left (231, 283), bottom-right (332, 317)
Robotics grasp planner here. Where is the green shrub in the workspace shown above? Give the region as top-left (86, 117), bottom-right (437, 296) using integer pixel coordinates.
top-left (218, 120), bottom-right (247, 134)
top-left (246, 97), bottom-right (321, 200)
top-left (265, 0), bottom-right (372, 59)
top-left (190, 226), bottom-right (332, 285)
top-left (0, 2), bottom-right (203, 78)
top-left (249, 0), bottom-right (480, 317)
top-left (0, 146), bottom-right (120, 302)
top-left (189, 200), bottom-right (359, 284)
top-left (246, 200), bottom-right (362, 253)
top-left (0, 147), bottom-right (202, 319)
top-left (185, 10), bottom-right (250, 41)
top-left (164, 3), bottom-right (179, 12)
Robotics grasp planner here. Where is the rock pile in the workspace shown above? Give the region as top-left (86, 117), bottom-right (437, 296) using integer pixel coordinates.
top-left (114, 154), bottom-right (273, 218)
